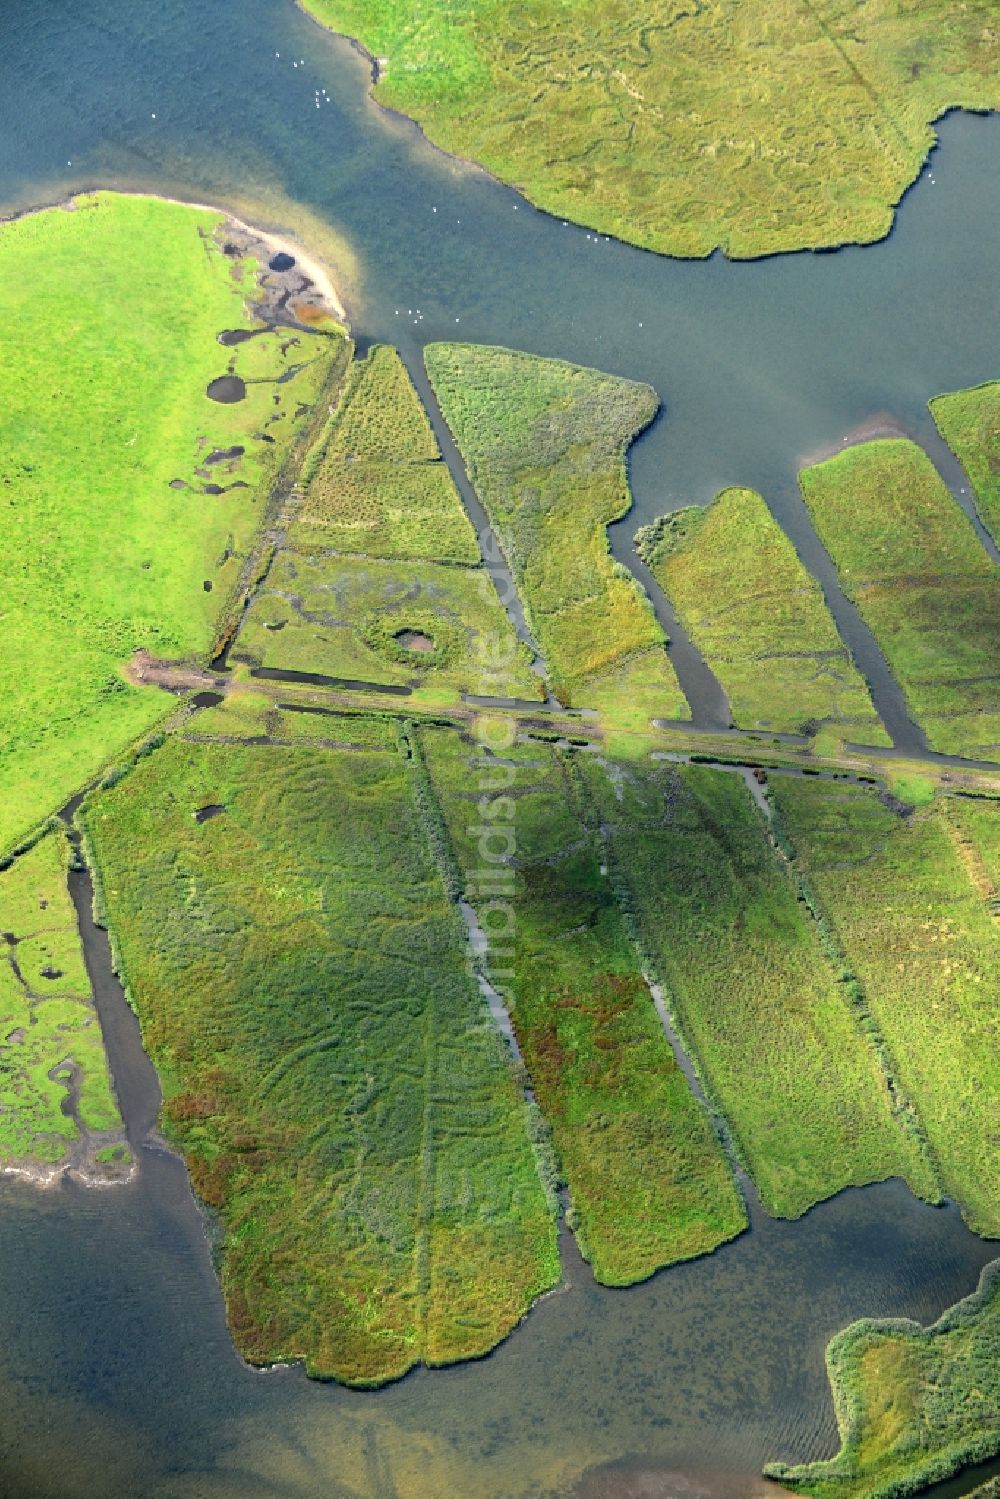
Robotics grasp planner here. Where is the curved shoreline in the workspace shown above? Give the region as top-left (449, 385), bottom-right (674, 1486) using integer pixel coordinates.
top-left (293, 0), bottom-right (996, 265)
top-left (0, 1148), bottom-right (136, 1191)
top-left (765, 1257), bottom-right (1000, 1495)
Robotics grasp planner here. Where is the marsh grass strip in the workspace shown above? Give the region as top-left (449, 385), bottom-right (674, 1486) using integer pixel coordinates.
top-left (82, 735), bottom-right (558, 1384)
top-left (580, 757), bottom-right (940, 1219)
top-left (420, 725), bottom-right (747, 1285)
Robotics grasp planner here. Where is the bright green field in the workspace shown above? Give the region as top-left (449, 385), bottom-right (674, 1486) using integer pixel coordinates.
top-left (579, 759), bottom-right (938, 1219)
top-left (0, 832), bottom-right (124, 1174)
top-left (769, 778), bottom-right (1000, 1237)
top-left (82, 735), bottom-right (557, 1385)
top-left (930, 380), bottom-right (1000, 546)
top-left (0, 192), bottom-right (340, 858)
top-left (301, 0), bottom-right (997, 258)
top-left (420, 728), bottom-right (746, 1284)
top-left (799, 440), bottom-right (1000, 760)
top-left (425, 344), bottom-right (686, 718)
top-left (766, 1260), bottom-right (1000, 1499)
top-left (291, 345), bottom-right (481, 565)
top-left (638, 488), bottom-right (888, 741)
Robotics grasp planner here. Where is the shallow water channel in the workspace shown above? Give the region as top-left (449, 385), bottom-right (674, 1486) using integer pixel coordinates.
top-left (1, 2), bottom-right (999, 1494)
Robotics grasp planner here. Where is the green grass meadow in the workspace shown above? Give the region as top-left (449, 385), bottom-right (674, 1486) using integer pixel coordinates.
top-left (799, 440), bottom-right (1000, 760)
top-left (237, 341), bottom-right (540, 704)
top-left (82, 735), bottom-right (557, 1385)
top-left (580, 758), bottom-right (939, 1219)
top-left (291, 345), bottom-right (481, 564)
top-left (235, 548), bottom-right (541, 702)
top-left (769, 777), bottom-right (1000, 1237)
top-left (638, 487), bottom-right (888, 741)
top-left (425, 344), bottom-right (686, 717)
top-left (420, 727), bottom-right (746, 1283)
top-left (0, 192), bottom-right (340, 857)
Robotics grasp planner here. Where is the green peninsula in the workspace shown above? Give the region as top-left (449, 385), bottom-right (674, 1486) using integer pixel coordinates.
top-left (301, 0), bottom-right (998, 257)
top-left (637, 487), bottom-right (889, 741)
top-left (931, 380), bottom-right (1000, 546)
top-left (83, 733), bottom-right (558, 1384)
top-left (769, 777), bottom-right (1000, 1237)
top-left (799, 439), bottom-right (1000, 760)
top-left (766, 1261), bottom-right (1000, 1499)
top-left (425, 343), bottom-right (686, 724)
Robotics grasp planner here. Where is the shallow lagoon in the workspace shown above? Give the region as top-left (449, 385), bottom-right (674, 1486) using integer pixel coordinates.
top-left (0, 2), bottom-right (998, 1493)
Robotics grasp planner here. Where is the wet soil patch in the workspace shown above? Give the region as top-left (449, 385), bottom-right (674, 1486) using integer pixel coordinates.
top-left (394, 628), bottom-right (434, 652)
top-left (191, 691), bottom-right (224, 710)
top-left (206, 375), bottom-right (246, 404)
top-left (39, 966), bottom-right (63, 981)
top-left (206, 445), bottom-right (245, 464)
top-left (169, 478), bottom-right (188, 490)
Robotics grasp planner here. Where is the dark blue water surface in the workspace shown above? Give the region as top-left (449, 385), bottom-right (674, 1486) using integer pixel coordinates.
top-left (0, 4), bottom-right (997, 1494)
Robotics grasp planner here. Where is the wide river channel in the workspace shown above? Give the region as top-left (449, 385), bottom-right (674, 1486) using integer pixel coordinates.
top-left (1, 2), bottom-right (999, 1495)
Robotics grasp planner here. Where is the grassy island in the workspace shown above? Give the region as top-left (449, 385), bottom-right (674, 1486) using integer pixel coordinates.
top-left (300, 0), bottom-right (998, 258)
top-left (82, 734), bottom-right (558, 1385)
top-left (930, 380), bottom-right (1000, 546)
top-left (579, 759), bottom-right (939, 1219)
top-left (637, 487), bottom-right (888, 741)
top-left (425, 344), bottom-right (686, 721)
top-left (0, 831), bottom-right (127, 1181)
top-left (799, 440), bottom-right (1000, 760)
top-left (766, 1260), bottom-right (1000, 1499)
top-left (0, 192), bottom-right (341, 859)
top-left (420, 727), bottom-right (746, 1284)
